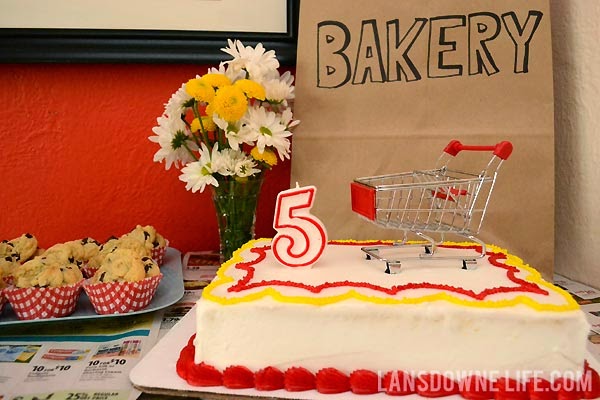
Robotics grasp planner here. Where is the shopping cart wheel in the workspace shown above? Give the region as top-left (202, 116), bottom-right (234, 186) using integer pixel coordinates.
top-left (385, 261), bottom-right (402, 274)
top-left (462, 259), bottom-right (477, 270)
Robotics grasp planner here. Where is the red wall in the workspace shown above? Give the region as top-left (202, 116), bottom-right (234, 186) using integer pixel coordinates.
top-left (0, 63), bottom-right (291, 253)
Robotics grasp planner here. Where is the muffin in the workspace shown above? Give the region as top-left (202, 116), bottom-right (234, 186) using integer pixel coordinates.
top-left (92, 249), bottom-right (158, 283)
top-left (5, 256), bottom-right (84, 320)
top-left (10, 233), bottom-right (38, 263)
top-left (0, 240), bottom-right (17, 259)
top-left (84, 236), bottom-right (149, 278)
top-left (42, 240), bottom-right (85, 265)
top-left (74, 237), bottom-right (102, 278)
top-left (121, 225), bottom-right (168, 265)
top-left (0, 255), bottom-right (18, 284)
top-left (86, 236), bottom-right (120, 266)
top-left (84, 249), bottom-right (162, 315)
top-left (80, 237), bottom-right (101, 262)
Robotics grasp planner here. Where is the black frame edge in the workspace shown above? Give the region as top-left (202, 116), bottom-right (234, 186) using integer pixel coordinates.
top-left (0, 0), bottom-right (299, 65)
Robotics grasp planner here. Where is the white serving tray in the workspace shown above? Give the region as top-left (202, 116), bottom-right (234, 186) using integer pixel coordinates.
top-left (0, 248), bottom-right (184, 326)
top-left (130, 306), bottom-right (600, 400)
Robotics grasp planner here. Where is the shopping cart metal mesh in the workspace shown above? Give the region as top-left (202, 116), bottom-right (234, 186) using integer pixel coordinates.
top-left (351, 140), bottom-right (513, 272)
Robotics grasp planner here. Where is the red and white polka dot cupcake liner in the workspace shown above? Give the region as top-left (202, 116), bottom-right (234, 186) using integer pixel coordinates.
top-left (4, 280), bottom-right (84, 320)
top-left (80, 265), bottom-right (99, 279)
top-left (152, 241), bottom-right (168, 266)
top-left (0, 287), bottom-right (7, 315)
top-left (83, 274), bottom-right (162, 315)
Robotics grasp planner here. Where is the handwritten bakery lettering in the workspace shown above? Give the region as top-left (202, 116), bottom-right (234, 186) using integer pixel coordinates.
top-left (317, 10), bottom-right (543, 88)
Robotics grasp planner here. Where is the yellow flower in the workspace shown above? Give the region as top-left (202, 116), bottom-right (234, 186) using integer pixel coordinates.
top-left (201, 73), bottom-right (232, 88)
top-left (212, 85), bottom-right (248, 122)
top-left (234, 79), bottom-right (266, 101)
top-left (251, 146), bottom-right (278, 166)
top-left (185, 78), bottom-right (215, 103)
top-left (201, 115), bottom-right (216, 131)
top-left (205, 102), bottom-right (215, 118)
top-left (190, 118), bottom-right (202, 132)
top-left (190, 116), bottom-right (216, 133)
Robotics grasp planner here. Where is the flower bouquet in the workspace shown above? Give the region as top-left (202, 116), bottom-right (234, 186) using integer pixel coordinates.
top-left (150, 39), bottom-right (299, 260)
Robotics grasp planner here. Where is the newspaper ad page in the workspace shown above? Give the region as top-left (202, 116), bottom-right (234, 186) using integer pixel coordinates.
top-left (0, 312), bottom-right (162, 400)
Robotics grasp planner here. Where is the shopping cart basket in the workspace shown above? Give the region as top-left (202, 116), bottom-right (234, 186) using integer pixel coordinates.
top-left (350, 140), bottom-right (513, 273)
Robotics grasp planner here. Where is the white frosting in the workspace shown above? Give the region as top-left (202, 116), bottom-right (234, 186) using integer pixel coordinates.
top-left (194, 240), bottom-right (590, 379)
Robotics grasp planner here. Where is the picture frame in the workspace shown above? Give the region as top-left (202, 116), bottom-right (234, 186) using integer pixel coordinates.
top-left (0, 0), bottom-right (299, 65)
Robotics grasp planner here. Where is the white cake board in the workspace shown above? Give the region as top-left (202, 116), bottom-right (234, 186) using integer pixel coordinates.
top-left (130, 307), bottom-right (600, 400)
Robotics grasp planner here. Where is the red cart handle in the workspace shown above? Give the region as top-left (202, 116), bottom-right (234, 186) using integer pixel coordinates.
top-left (444, 140), bottom-right (513, 160)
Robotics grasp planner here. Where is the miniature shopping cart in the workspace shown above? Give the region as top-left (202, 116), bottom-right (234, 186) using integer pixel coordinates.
top-left (350, 140), bottom-right (513, 273)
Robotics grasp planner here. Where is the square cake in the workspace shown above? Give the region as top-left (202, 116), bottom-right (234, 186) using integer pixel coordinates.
top-left (178, 239), bottom-right (594, 397)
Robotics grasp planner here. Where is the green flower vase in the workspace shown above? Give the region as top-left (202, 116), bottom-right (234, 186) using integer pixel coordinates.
top-left (211, 174), bottom-right (264, 262)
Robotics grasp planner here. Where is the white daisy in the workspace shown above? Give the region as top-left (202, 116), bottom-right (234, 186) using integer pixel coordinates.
top-left (213, 114), bottom-right (256, 150)
top-left (178, 143), bottom-right (219, 193)
top-left (221, 39), bottom-right (279, 81)
top-left (216, 148), bottom-right (259, 178)
top-left (240, 105), bottom-right (292, 160)
top-left (208, 63), bottom-right (246, 83)
top-left (280, 108), bottom-right (300, 129)
top-left (149, 115), bottom-right (198, 170)
top-left (235, 158), bottom-right (261, 177)
top-left (262, 71), bottom-right (295, 105)
top-left (164, 83), bottom-right (192, 118)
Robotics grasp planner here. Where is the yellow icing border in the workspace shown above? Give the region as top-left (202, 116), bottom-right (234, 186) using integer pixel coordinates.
top-left (202, 239), bottom-right (579, 312)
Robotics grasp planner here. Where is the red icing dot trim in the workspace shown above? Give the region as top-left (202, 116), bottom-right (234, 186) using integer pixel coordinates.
top-left (284, 366), bottom-right (316, 391)
top-left (417, 373), bottom-right (460, 397)
top-left (495, 377), bottom-right (529, 400)
top-left (255, 366), bottom-right (284, 391)
top-left (176, 336), bottom-right (600, 399)
top-left (349, 369), bottom-right (381, 394)
top-left (583, 364), bottom-right (600, 399)
top-left (316, 368), bottom-right (350, 394)
top-left (226, 243), bottom-right (549, 301)
top-left (383, 370), bottom-right (416, 395)
top-left (526, 378), bottom-right (555, 400)
top-left (187, 362), bottom-right (222, 387)
top-left (222, 365), bottom-right (254, 389)
top-left (461, 375), bottom-right (495, 400)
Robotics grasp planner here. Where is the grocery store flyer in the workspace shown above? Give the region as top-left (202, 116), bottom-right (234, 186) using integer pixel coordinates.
top-left (0, 312), bottom-right (162, 400)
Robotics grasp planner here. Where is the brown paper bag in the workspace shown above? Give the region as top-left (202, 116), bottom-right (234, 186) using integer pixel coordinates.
top-left (292, 0), bottom-right (554, 277)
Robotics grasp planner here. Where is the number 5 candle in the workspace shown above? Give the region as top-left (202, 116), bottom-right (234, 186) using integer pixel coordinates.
top-left (272, 184), bottom-right (327, 267)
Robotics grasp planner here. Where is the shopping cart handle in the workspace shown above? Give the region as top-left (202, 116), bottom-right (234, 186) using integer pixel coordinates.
top-left (444, 140), bottom-right (513, 160)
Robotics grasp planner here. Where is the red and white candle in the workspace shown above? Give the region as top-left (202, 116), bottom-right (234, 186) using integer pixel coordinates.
top-left (272, 184), bottom-right (327, 267)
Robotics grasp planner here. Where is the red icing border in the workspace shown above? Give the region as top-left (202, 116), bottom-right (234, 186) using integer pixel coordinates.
top-left (226, 242), bottom-right (549, 301)
top-left (176, 336), bottom-right (600, 398)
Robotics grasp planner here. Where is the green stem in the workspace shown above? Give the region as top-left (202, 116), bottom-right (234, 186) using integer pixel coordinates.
top-left (212, 174), bottom-right (264, 261)
top-left (183, 142), bottom-right (199, 161)
top-left (192, 101), bottom-right (211, 148)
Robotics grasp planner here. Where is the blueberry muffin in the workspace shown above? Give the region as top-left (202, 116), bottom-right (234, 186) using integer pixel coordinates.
top-left (80, 237), bottom-right (101, 262)
top-left (84, 249), bottom-right (162, 315)
top-left (42, 241), bottom-right (84, 266)
top-left (14, 257), bottom-right (83, 288)
top-left (6, 257), bottom-right (84, 320)
top-left (122, 225), bottom-right (167, 253)
top-left (0, 268), bottom-right (6, 290)
top-left (92, 248), bottom-right (159, 283)
top-left (0, 255), bottom-right (19, 278)
top-left (10, 233), bottom-right (38, 263)
top-left (0, 241), bottom-right (17, 259)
